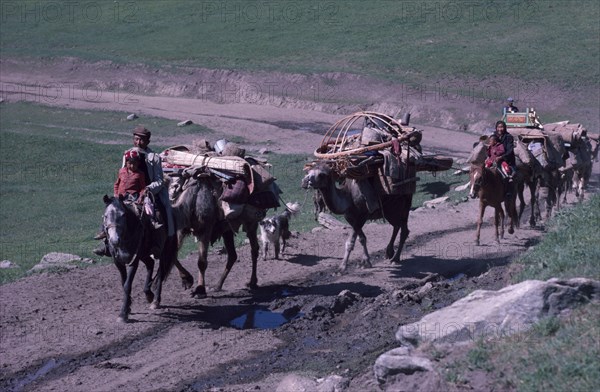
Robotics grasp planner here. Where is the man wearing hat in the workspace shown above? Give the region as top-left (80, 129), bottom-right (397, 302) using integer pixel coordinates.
top-left (504, 97), bottom-right (519, 114)
top-left (94, 126), bottom-right (175, 256)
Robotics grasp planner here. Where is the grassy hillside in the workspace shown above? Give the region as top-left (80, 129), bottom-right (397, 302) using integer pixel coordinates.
top-left (1, 0), bottom-right (598, 89)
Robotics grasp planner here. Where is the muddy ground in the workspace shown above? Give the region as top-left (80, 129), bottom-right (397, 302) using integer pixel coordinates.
top-left (0, 59), bottom-right (598, 391)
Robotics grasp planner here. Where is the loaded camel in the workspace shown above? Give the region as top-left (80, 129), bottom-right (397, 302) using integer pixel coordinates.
top-left (302, 161), bottom-right (412, 272)
top-left (161, 171), bottom-right (264, 298)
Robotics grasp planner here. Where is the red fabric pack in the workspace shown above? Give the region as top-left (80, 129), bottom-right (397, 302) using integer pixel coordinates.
top-left (220, 179), bottom-right (249, 203)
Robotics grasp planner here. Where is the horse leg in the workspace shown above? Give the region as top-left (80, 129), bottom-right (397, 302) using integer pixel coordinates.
top-left (246, 224), bottom-right (260, 289)
top-left (191, 237), bottom-right (210, 298)
top-left (390, 197), bottom-right (411, 263)
top-left (141, 256), bottom-right (155, 304)
top-left (476, 204), bottom-right (486, 246)
top-left (215, 231), bottom-right (237, 292)
top-left (119, 261), bottom-right (139, 322)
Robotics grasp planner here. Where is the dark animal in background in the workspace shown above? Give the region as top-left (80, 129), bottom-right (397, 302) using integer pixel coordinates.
top-left (259, 202), bottom-right (301, 260)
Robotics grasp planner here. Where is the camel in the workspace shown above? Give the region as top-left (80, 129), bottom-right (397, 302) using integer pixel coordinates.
top-left (101, 195), bottom-right (178, 322)
top-left (163, 174), bottom-right (263, 298)
top-left (469, 164), bottom-right (519, 245)
top-left (302, 161), bottom-right (412, 272)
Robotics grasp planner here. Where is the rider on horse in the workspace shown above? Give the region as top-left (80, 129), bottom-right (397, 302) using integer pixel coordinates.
top-left (492, 120), bottom-right (516, 197)
top-left (94, 126), bottom-right (174, 256)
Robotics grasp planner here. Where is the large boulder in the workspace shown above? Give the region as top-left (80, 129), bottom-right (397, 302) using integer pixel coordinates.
top-left (396, 278), bottom-right (600, 347)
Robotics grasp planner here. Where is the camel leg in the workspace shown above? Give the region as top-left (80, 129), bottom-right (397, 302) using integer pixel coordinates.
top-left (173, 234), bottom-right (194, 289)
top-left (386, 226), bottom-right (399, 260)
top-left (246, 223), bottom-right (260, 289)
top-left (499, 205), bottom-right (505, 240)
top-left (215, 231), bottom-right (237, 292)
top-left (528, 181), bottom-right (537, 227)
top-left (517, 181), bottom-right (526, 222)
top-left (476, 204), bottom-right (486, 246)
top-left (119, 261), bottom-right (138, 323)
top-left (191, 237), bottom-right (210, 298)
top-left (357, 229), bottom-right (371, 268)
top-left (340, 231), bottom-right (358, 272)
top-left (141, 256), bottom-right (155, 304)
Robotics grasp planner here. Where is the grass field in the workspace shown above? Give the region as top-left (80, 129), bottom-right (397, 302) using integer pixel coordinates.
top-left (1, 0), bottom-right (598, 90)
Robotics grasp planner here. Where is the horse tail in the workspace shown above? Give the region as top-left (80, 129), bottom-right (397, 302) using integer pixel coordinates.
top-left (154, 235), bottom-right (178, 287)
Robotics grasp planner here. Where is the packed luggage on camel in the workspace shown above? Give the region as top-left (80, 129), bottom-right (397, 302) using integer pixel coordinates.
top-left (302, 111), bottom-right (453, 272)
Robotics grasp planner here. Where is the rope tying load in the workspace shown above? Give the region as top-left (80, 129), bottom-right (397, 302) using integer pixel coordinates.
top-left (311, 111), bottom-right (453, 180)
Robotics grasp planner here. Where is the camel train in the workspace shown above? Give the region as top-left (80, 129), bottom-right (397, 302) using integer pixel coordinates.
top-left (101, 111), bottom-right (596, 321)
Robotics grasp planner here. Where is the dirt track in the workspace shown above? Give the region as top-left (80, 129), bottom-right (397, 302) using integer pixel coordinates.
top-left (0, 59), bottom-right (598, 391)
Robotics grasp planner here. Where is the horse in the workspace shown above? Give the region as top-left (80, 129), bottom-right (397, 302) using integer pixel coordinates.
top-left (469, 164), bottom-right (519, 245)
top-left (102, 194), bottom-right (177, 322)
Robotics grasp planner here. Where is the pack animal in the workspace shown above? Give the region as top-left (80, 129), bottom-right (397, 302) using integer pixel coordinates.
top-left (302, 161), bottom-right (412, 272)
top-left (162, 172), bottom-right (265, 298)
top-left (259, 202), bottom-right (300, 260)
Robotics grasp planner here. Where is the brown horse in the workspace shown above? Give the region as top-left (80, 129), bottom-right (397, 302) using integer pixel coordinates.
top-left (469, 164), bottom-right (519, 245)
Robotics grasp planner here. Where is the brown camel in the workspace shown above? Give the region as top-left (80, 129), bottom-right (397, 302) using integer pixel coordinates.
top-left (163, 174), bottom-right (264, 298)
top-left (469, 164), bottom-right (519, 245)
top-left (302, 162), bottom-right (412, 272)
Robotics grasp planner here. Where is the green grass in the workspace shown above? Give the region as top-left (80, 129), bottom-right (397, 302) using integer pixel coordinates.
top-left (515, 194), bottom-right (600, 281)
top-left (1, 0), bottom-right (598, 90)
top-left (442, 195), bottom-right (600, 391)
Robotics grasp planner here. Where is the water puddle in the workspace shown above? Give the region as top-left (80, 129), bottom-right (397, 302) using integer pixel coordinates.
top-left (13, 358), bottom-right (65, 391)
top-left (447, 272), bottom-right (467, 282)
top-left (229, 307), bottom-right (302, 330)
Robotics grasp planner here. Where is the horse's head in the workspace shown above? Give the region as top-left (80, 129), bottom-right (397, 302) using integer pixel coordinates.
top-left (102, 195), bottom-right (143, 265)
top-left (302, 161), bottom-right (333, 190)
top-left (469, 164), bottom-right (484, 199)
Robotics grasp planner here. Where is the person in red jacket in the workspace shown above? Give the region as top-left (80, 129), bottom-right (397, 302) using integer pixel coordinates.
top-left (114, 149), bottom-right (146, 199)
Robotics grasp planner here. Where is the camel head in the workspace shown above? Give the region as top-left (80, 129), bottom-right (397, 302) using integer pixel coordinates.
top-left (302, 161), bottom-right (334, 190)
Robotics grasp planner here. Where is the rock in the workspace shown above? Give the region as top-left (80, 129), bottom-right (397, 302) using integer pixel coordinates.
top-left (416, 282), bottom-right (433, 298)
top-left (259, 148), bottom-right (270, 154)
top-left (0, 260), bottom-right (17, 269)
top-left (29, 252), bottom-right (94, 273)
top-left (177, 119), bottom-right (193, 126)
top-left (423, 196), bottom-right (449, 208)
top-left (316, 374), bottom-right (350, 392)
top-left (396, 278), bottom-right (600, 347)
top-left (126, 113), bottom-right (138, 121)
top-left (373, 347), bottom-right (433, 384)
top-left (276, 374), bottom-right (318, 392)
top-left (332, 290), bottom-right (361, 314)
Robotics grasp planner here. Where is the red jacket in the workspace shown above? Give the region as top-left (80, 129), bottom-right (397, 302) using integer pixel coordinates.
top-left (114, 167), bottom-right (146, 197)
top-left (486, 143), bottom-right (505, 163)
